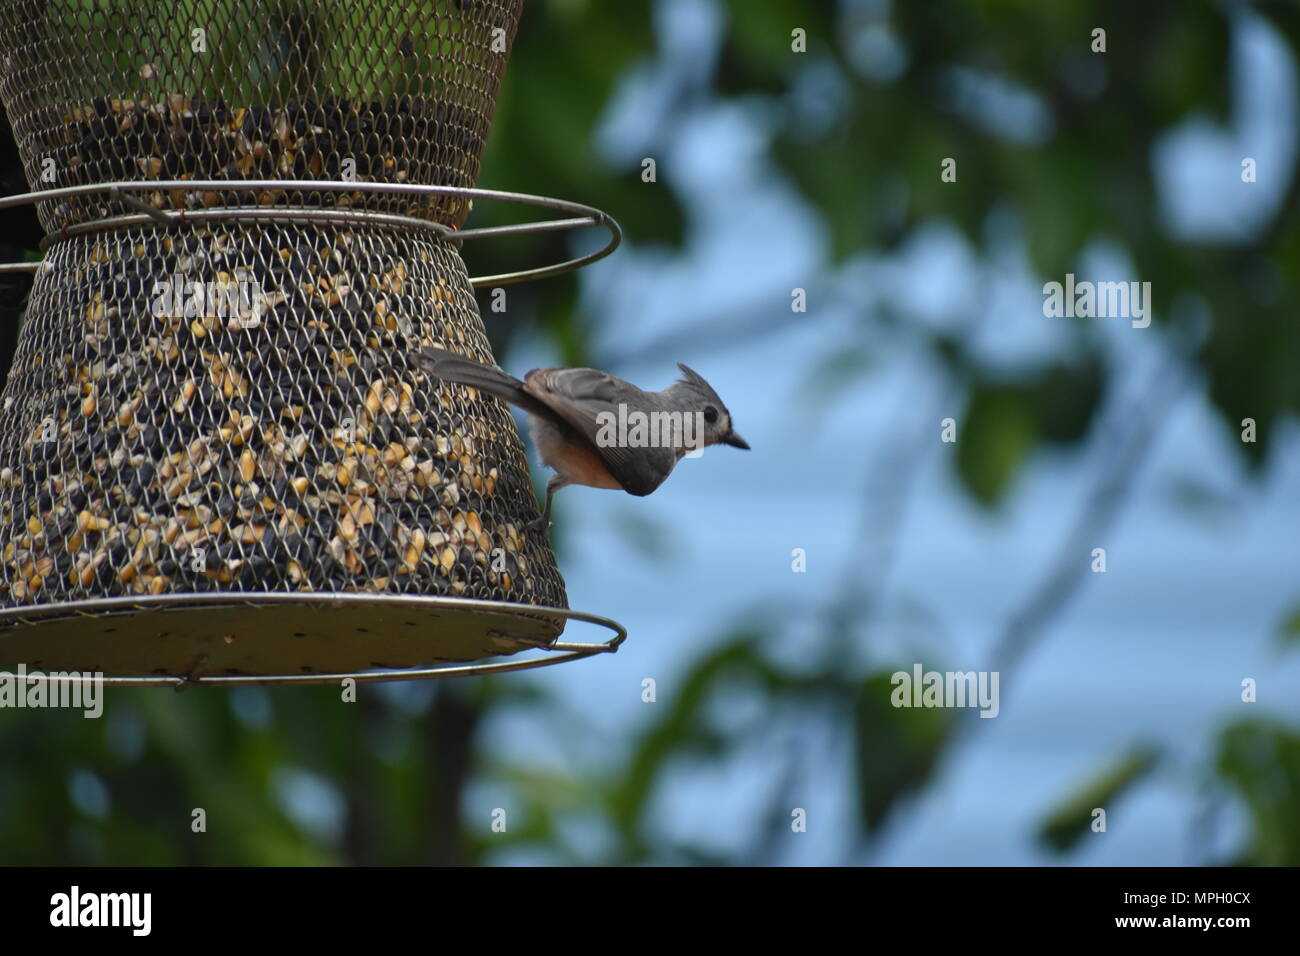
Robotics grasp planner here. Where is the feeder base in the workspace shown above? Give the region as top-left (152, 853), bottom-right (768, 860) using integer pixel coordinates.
top-left (0, 593), bottom-right (622, 684)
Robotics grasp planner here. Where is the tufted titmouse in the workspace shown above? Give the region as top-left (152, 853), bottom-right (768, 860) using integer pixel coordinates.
top-left (413, 346), bottom-right (749, 530)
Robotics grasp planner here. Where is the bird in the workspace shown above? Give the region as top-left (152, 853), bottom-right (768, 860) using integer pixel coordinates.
top-left (412, 346), bottom-right (749, 531)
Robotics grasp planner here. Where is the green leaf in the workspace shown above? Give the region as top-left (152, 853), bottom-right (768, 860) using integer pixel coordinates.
top-left (714, 0), bottom-right (838, 96)
top-left (852, 671), bottom-right (950, 832)
top-left (1037, 745), bottom-right (1161, 854)
top-left (955, 384), bottom-right (1037, 507)
top-left (1145, 1), bottom-right (1231, 124)
top-left (1215, 720), bottom-right (1300, 865)
top-left (1033, 357), bottom-right (1104, 444)
top-left (1276, 604), bottom-right (1300, 650)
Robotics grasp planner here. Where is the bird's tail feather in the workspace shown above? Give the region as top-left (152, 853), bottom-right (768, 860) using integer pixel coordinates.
top-left (413, 346), bottom-right (551, 417)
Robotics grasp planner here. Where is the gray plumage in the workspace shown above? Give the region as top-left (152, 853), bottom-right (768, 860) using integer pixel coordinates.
top-left (412, 346), bottom-right (748, 528)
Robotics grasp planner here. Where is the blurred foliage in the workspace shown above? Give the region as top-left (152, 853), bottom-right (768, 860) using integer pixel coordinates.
top-left (854, 672), bottom-right (950, 831)
top-left (956, 358), bottom-right (1103, 505)
top-left (1036, 746), bottom-right (1161, 854)
top-left (473, 0), bottom-right (678, 364)
top-left (958, 384), bottom-right (1038, 506)
top-left (1215, 720), bottom-right (1300, 866)
top-left (1, 0), bottom-right (1298, 865)
top-left (1277, 605), bottom-right (1300, 650)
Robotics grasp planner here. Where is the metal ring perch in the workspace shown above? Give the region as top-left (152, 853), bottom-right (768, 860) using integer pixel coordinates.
top-left (0, 180), bottom-right (622, 288)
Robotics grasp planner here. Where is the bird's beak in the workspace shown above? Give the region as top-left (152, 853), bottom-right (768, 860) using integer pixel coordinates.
top-left (723, 431), bottom-right (750, 450)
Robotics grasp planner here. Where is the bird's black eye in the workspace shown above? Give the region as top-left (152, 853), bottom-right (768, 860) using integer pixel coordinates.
top-left (703, 406), bottom-right (718, 424)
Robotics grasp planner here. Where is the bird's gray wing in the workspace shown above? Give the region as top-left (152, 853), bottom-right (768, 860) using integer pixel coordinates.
top-left (523, 367), bottom-right (676, 496)
top-left (412, 346), bottom-right (558, 420)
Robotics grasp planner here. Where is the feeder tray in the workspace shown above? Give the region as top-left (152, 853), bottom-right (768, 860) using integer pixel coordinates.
top-left (0, 593), bottom-right (625, 686)
top-left (0, 0), bottom-right (628, 681)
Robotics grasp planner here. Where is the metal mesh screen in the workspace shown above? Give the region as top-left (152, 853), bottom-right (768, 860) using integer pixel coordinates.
top-left (0, 0), bottom-right (520, 231)
top-left (0, 221), bottom-right (566, 608)
top-left (0, 0), bottom-right (571, 621)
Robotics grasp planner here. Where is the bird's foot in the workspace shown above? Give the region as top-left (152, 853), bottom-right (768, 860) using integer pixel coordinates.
top-left (525, 515), bottom-right (551, 534)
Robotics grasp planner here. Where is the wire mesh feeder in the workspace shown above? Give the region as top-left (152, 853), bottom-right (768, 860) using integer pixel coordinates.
top-left (0, 0), bottom-right (519, 231)
top-left (0, 0), bottom-right (626, 682)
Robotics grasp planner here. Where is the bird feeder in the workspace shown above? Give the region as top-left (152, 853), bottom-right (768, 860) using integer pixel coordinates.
top-left (0, 0), bottom-right (624, 685)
